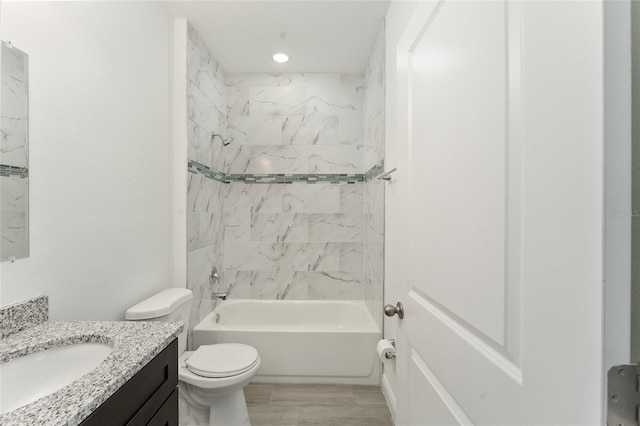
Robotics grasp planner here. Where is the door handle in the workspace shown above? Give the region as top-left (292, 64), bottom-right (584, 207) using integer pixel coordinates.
top-left (384, 302), bottom-right (404, 319)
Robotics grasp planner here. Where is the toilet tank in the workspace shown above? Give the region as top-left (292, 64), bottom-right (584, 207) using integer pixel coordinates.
top-left (125, 288), bottom-right (193, 354)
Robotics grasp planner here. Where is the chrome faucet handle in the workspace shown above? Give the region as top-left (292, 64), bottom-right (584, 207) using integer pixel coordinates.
top-left (210, 266), bottom-right (219, 279)
top-left (210, 293), bottom-right (227, 300)
top-left (209, 266), bottom-right (220, 285)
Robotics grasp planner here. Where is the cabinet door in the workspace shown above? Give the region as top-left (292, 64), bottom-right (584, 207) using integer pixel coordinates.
top-left (80, 339), bottom-right (178, 426)
top-left (147, 389), bottom-right (178, 426)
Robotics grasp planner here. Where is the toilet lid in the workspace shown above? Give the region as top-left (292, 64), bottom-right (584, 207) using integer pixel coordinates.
top-left (185, 343), bottom-right (259, 378)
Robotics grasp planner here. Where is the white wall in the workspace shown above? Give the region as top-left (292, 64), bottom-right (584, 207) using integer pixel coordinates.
top-left (603, 0), bottom-right (631, 374)
top-left (382, 0), bottom-right (420, 420)
top-left (0, 0), bottom-right (4, 310)
top-left (172, 19), bottom-right (188, 292)
top-left (0, 1), bottom-right (173, 320)
top-left (631, 0), bottom-right (640, 363)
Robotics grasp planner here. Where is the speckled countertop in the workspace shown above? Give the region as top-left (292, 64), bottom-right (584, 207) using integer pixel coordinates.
top-left (0, 320), bottom-right (183, 426)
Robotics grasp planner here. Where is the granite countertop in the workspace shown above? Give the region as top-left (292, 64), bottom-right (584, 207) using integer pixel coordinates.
top-left (0, 320), bottom-right (183, 426)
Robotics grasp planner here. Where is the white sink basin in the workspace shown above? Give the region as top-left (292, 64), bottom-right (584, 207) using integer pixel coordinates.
top-left (0, 343), bottom-right (113, 414)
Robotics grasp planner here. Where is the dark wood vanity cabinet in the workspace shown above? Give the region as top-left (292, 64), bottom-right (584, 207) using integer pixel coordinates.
top-left (80, 339), bottom-right (178, 426)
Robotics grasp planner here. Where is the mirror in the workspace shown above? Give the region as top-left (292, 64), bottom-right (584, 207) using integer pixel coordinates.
top-left (1, 41), bottom-right (29, 261)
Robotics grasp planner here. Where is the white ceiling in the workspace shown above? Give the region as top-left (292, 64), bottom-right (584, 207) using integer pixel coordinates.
top-left (165, 1), bottom-right (390, 74)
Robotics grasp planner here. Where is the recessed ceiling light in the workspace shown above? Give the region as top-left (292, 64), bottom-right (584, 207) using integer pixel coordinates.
top-left (273, 53), bottom-right (289, 63)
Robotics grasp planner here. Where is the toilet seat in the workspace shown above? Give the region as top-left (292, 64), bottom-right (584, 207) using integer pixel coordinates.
top-left (178, 351), bottom-right (261, 390)
top-left (185, 343), bottom-right (259, 378)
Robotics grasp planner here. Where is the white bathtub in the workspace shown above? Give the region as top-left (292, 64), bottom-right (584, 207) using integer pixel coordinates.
top-left (192, 299), bottom-right (381, 385)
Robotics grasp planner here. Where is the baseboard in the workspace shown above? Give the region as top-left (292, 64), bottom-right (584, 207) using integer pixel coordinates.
top-left (251, 376), bottom-right (379, 385)
top-left (252, 371), bottom-right (380, 386)
top-left (382, 373), bottom-right (397, 424)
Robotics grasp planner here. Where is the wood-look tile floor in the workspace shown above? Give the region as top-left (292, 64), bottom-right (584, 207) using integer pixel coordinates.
top-left (245, 383), bottom-right (394, 426)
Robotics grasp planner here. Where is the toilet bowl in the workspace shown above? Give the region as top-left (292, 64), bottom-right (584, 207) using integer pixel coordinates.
top-left (125, 288), bottom-right (260, 426)
top-left (179, 344), bottom-right (260, 425)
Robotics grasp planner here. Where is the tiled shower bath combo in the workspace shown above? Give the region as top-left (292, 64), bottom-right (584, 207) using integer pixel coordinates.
top-left (186, 21), bottom-right (386, 349)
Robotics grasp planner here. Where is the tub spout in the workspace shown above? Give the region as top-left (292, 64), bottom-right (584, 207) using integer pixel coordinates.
top-left (210, 293), bottom-right (227, 301)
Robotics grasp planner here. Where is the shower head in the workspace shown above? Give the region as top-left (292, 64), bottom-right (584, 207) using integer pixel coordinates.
top-left (211, 133), bottom-right (230, 146)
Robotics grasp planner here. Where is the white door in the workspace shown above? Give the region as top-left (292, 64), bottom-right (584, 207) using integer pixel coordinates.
top-left (392, 1), bottom-right (605, 424)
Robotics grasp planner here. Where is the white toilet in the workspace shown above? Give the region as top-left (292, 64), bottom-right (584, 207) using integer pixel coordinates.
top-left (125, 288), bottom-right (260, 426)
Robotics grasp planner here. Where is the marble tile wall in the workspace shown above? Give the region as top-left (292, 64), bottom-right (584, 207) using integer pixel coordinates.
top-left (225, 73), bottom-right (364, 175)
top-left (364, 23), bottom-right (385, 172)
top-left (186, 23), bottom-right (227, 347)
top-left (184, 25), bottom-right (385, 317)
top-left (223, 72), bottom-right (367, 301)
top-left (364, 22), bottom-right (386, 330)
top-left (223, 182), bottom-right (365, 300)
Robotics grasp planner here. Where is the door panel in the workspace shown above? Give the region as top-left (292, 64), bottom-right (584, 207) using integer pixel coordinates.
top-left (404, 2), bottom-right (524, 421)
top-left (394, 1), bottom-right (604, 424)
top-left (408, 349), bottom-right (473, 425)
top-left (409, 0), bottom-right (510, 348)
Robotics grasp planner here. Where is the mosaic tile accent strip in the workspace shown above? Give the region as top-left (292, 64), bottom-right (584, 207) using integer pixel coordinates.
top-left (225, 173), bottom-right (363, 184)
top-left (188, 160), bottom-right (226, 183)
top-left (0, 320), bottom-right (182, 425)
top-left (364, 160), bottom-right (384, 181)
top-left (0, 295), bottom-right (48, 338)
top-left (188, 159), bottom-right (385, 185)
top-left (0, 164), bottom-right (29, 178)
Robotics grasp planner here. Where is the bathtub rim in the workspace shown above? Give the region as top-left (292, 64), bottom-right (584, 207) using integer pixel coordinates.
top-left (194, 299), bottom-right (381, 334)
